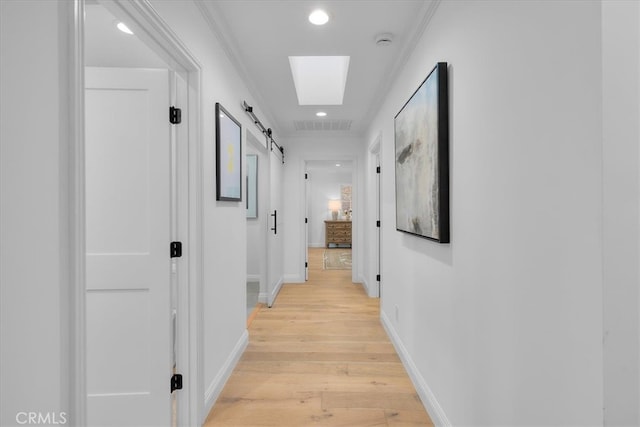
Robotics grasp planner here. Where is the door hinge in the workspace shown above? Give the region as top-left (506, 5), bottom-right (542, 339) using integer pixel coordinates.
top-left (305, 217), bottom-right (308, 224)
top-left (170, 241), bottom-right (182, 258)
top-left (376, 274), bottom-right (381, 282)
top-left (171, 373), bottom-right (183, 393)
top-left (305, 262), bottom-right (308, 268)
top-left (305, 173), bottom-right (308, 179)
top-left (169, 106), bottom-right (182, 124)
top-left (376, 220), bottom-right (381, 228)
top-left (376, 166), bottom-right (381, 174)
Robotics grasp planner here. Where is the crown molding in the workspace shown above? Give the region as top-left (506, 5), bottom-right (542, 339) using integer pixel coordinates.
top-left (193, 0), bottom-right (283, 137)
top-left (360, 0), bottom-right (442, 130)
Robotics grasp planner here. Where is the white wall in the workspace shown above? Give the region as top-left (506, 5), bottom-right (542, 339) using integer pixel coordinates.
top-left (0, 1), bottom-right (72, 425)
top-left (282, 137), bottom-right (364, 283)
top-left (602, 1), bottom-right (640, 425)
top-left (307, 169), bottom-right (352, 246)
top-left (365, 1), bottom-right (604, 425)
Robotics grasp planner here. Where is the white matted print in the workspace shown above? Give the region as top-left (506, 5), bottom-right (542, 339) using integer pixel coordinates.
top-left (216, 103), bottom-right (242, 201)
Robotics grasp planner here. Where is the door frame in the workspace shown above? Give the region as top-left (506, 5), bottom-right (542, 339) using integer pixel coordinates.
top-left (300, 156), bottom-right (359, 284)
top-left (245, 130), bottom-right (269, 305)
top-left (68, 1), bottom-right (204, 425)
top-left (304, 167), bottom-right (309, 281)
top-left (368, 134), bottom-right (382, 298)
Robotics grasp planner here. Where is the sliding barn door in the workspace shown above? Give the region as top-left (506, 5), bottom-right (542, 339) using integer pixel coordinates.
top-left (267, 149), bottom-right (284, 306)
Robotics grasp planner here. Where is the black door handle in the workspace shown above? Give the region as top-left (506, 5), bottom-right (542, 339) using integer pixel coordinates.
top-left (270, 210), bottom-right (277, 234)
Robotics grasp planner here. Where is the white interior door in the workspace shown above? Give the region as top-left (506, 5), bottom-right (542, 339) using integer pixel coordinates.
top-left (85, 67), bottom-right (172, 427)
top-left (304, 170), bottom-right (309, 281)
top-left (376, 155), bottom-right (381, 297)
top-left (267, 149), bottom-right (284, 307)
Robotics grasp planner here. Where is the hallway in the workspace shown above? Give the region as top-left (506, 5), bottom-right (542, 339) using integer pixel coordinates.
top-left (204, 248), bottom-right (433, 426)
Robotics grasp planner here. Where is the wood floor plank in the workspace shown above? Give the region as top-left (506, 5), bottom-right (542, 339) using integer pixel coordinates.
top-left (218, 373), bottom-right (415, 394)
top-left (203, 248), bottom-right (433, 426)
top-left (321, 391), bottom-right (424, 411)
top-left (244, 341), bottom-right (397, 354)
top-left (385, 409), bottom-right (435, 427)
top-left (240, 351), bottom-right (401, 364)
top-left (206, 406), bottom-right (389, 427)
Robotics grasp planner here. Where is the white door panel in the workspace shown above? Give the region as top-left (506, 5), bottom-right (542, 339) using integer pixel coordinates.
top-left (267, 152), bottom-right (284, 307)
top-left (376, 155), bottom-right (381, 298)
top-left (85, 67), bottom-right (171, 427)
top-left (85, 87), bottom-right (152, 254)
top-left (304, 170), bottom-right (309, 281)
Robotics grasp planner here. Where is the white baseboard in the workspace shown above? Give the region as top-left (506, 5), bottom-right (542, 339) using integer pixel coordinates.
top-left (268, 277), bottom-right (284, 307)
top-left (359, 276), bottom-right (379, 298)
top-left (284, 273), bottom-right (305, 283)
top-left (380, 311), bottom-right (451, 427)
top-left (309, 243), bottom-right (324, 248)
top-left (258, 292), bottom-right (268, 304)
top-left (361, 277), bottom-right (370, 297)
top-left (203, 330), bottom-right (249, 419)
top-left (246, 274), bottom-right (260, 282)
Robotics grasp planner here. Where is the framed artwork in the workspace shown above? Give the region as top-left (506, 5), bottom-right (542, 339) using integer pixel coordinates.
top-left (394, 62), bottom-right (450, 243)
top-left (216, 103), bottom-right (242, 201)
top-left (246, 154), bottom-right (258, 218)
top-left (340, 184), bottom-right (352, 218)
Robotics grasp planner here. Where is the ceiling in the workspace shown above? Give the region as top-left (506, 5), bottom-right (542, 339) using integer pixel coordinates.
top-left (85, 1), bottom-right (437, 140)
top-left (200, 0), bottom-right (437, 139)
top-left (85, 3), bottom-right (167, 68)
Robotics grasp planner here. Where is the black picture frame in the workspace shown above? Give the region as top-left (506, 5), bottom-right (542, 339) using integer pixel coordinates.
top-left (215, 103), bottom-right (242, 201)
top-left (394, 62), bottom-right (449, 243)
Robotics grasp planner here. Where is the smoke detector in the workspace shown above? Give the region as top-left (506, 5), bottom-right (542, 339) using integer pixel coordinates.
top-left (375, 33), bottom-right (394, 47)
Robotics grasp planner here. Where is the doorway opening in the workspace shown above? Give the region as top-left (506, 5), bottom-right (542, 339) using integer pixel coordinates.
top-left (72, 1), bottom-right (203, 426)
top-left (84, 4), bottom-right (180, 425)
top-left (305, 160), bottom-right (354, 278)
top-left (245, 130), bottom-right (268, 323)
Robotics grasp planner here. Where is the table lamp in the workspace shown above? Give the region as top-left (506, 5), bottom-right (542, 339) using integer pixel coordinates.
top-left (328, 200), bottom-right (341, 220)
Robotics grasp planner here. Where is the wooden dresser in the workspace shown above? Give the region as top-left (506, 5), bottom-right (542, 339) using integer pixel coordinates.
top-left (325, 220), bottom-right (352, 248)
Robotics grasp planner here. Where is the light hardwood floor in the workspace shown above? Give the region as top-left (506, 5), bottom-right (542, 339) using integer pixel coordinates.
top-left (204, 248), bottom-right (433, 426)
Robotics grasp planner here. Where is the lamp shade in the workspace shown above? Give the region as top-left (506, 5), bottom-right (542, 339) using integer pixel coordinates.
top-left (328, 200), bottom-right (341, 211)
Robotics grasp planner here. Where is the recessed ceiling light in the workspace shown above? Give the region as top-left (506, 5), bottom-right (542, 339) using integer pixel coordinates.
top-left (336, 163), bottom-right (341, 167)
top-left (316, 112), bottom-right (327, 117)
top-left (116, 22), bottom-right (134, 35)
top-left (309, 9), bottom-right (329, 25)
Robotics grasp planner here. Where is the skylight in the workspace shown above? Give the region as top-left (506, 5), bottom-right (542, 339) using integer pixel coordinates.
top-left (288, 56), bottom-right (350, 105)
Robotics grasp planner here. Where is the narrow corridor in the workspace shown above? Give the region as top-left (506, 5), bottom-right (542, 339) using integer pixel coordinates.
top-left (204, 248), bottom-right (433, 426)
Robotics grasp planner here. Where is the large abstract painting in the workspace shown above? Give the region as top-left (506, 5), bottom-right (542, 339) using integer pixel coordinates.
top-left (216, 102), bottom-right (242, 201)
top-left (394, 62), bottom-right (449, 243)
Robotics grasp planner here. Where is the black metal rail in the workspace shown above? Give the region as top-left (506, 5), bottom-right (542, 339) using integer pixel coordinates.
top-left (242, 101), bottom-right (284, 164)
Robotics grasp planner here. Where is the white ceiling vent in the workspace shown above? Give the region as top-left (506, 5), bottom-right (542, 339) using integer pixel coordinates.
top-left (375, 33), bottom-right (394, 47)
top-left (293, 120), bottom-right (353, 131)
